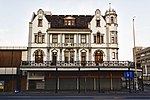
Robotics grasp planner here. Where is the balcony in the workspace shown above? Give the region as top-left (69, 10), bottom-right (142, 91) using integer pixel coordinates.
top-left (49, 43), bottom-right (90, 48)
top-left (21, 61), bottom-right (132, 68)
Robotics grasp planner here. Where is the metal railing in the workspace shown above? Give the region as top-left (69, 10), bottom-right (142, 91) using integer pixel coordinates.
top-left (21, 61), bottom-right (133, 68)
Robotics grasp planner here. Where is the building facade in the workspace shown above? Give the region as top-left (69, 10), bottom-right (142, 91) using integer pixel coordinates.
top-left (135, 47), bottom-right (150, 83)
top-left (19, 8), bottom-right (141, 92)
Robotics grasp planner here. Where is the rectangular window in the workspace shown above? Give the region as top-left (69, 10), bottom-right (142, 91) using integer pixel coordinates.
top-left (35, 35), bottom-right (38, 43)
top-left (52, 34), bottom-right (58, 43)
top-left (64, 19), bottom-right (75, 26)
top-left (112, 37), bottom-right (115, 43)
top-left (70, 35), bottom-right (74, 43)
top-left (81, 52), bottom-right (86, 62)
top-left (42, 35), bottom-right (45, 43)
top-left (81, 34), bottom-right (86, 43)
top-left (65, 34), bottom-right (74, 43)
top-left (38, 34), bottom-right (42, 43)
top-left (94, 36), bottom-right (96, 43)
top-left (65, 34), bottom-right (69, 43)
top-left (65, 51), bottom-right (69, 63)
top-left (38, 19), bottom-right (42, 27)
top-left (70, 51), bottom-right (74, 63)
top-left (112, 52), bottom-right (115, 59)
top-left (96, 20), bottom-right (100, 27)
top-left (97, 35), bottom-right (100, 44)
top-left (101, 35), bottom-right (104, 43)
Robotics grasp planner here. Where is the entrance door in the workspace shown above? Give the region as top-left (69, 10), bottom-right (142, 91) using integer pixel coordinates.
top-left (52, 52), bottom-right (57, 65)
top-left (95, 50), bottom-right (103, 64)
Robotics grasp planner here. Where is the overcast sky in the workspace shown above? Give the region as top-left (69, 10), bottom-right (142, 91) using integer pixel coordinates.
top-left (0, 0), bottom-right (150, 61)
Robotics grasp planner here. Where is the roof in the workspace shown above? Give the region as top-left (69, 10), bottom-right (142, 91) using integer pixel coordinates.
top-left (45, 15), bottom-right (94, 29)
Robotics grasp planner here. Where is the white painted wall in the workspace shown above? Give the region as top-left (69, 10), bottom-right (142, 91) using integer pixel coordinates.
top-left (27, 9), bottom-right (118, 62)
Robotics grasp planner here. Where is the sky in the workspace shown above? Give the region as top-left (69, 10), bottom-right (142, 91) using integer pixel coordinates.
top-left (0, 0), bottom-right (150, 61)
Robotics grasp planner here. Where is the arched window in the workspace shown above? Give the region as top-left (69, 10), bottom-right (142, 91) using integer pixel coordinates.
top-left (34, 50), bottom-right (44, 63)
top-left (94, 32), bottom-right (104, 44)
top-left (34, 32), bottom-right (45, 43)
top-left (97, 32), bottom-right (100, 43)
top-left (111, 16), bottom-right (114, 23)
top-left (94, 50), bottom-right (103, 63)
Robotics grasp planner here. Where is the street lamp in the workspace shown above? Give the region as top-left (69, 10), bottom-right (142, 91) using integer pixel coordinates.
top-left (133, 16), bottom-right (138, 90)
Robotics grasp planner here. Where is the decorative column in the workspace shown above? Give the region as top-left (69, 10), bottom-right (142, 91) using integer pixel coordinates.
top-left (47, 33), bottom-right (50, 61)
top-left (59, 33), bottom-right (63, 61)
top-left (106, 26), bottom-right (110, 61)
top-left (76, 33), bottom-right (79, 61)
top-left (27, 22), bottom-right (32, 61)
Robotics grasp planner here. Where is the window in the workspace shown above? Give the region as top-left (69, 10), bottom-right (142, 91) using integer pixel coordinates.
top-left (97, 33), bottom-right (100, 43)
top-left (112, 37), bottom-right (115, 43)
top-left (81, 34), bottom-right (86, 43)
top-left (95, 50), bottom-right (103, 63)
top-left (93, 32), bottom-right (104, 44)
top-left (35, 50), bottom-right (44, 63)
top-left (38, 19), bottom-right (42, 27)
top-left (52, 34), bottom-right (58, 43)
top-left (81, 52), bottom-right (86, 65)
top-left (34, 32), bottom-right (45, 43)
top-left (65, 34), bottom-right (74, 43)
top-left (70, 51), bottom-right (74, 63)
top-left (116, 52), bottom-right (118, 60)
top-left (96, 20), bottom-right (100, 27)
top-left (112, 52), bottom-right (115, 59)
top-left (94, 36), bottom-right (96, 43)
top-left (64, 19), bottom-right (75, 26)
top-left (111, 17), bottom-right (114, 23)
top-left (101, 35), bottom-right (104, 43)
top-left (65, 51), bottom-right (69, 63)
top-left (35, 35), bottom-right (38, 43)
top-left (64, 49), bottom-right (74, 63)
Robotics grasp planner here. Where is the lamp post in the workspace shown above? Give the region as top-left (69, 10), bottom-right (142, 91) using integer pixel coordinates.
top-left (133, 16), bottom-right (138, 90)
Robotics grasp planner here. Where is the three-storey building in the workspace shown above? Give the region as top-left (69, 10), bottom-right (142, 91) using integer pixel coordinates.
top-left (20, 8), bottom-right (136, 92)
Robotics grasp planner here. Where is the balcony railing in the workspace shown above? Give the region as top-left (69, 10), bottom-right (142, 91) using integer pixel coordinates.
top-left (21, 61), bottom-right (134, 68)
top-left (49, 43), bottom-right (90, 48)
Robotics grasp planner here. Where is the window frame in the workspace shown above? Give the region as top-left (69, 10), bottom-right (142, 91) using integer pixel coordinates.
top-left (81, 34), bottom-right (86, 43)
top-left (38, 19), bottom-right (43, 27)
top-left (52, 34), bottom-right (58, 43)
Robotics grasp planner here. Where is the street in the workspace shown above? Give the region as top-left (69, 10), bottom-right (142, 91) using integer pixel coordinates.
top-left (0, 93), bottom-right (150, 100)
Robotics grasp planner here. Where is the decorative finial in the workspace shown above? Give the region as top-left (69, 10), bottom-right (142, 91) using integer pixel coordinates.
top-left (109, 3), bottom-right (111, 10)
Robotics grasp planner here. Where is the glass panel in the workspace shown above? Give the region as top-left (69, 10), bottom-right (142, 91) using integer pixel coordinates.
top-left (35, 50), bottom-right (43, 63)
top-left (38, 19), bottom-right (42, 27)
top-left (94, 36), bottom-right (96, 43)
top-left (35, 35), bottom-right (38, 43)
top-left (65, 51), bottom-right (69, 63)
top-left (96, 20), bottom-right (100, 27)
top-left (70, 35), bottom-right (74, 43)
top-left (42, 35), bottom-right (45, 43)
top-left (81, 34), bottom-right (86, 43)
top-left (70, 51), bottom-right (74, 63)
top-left (97, 35), bottom-right (100, 43)
top-left (52, 34), bottom-right (58, 43)
top-left (101, 35), bottom-right (104, 43)
top-left (65, 34), bottom-right (69, 43)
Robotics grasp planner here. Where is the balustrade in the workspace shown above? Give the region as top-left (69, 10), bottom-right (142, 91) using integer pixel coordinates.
top-left (21, 61), bottom-right (132, 67)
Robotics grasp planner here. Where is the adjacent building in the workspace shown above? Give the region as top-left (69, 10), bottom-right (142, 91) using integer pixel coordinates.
top-left (135, 47), bottom-right (150, 83)
top-left (0, 46), bottom-right (27, 92)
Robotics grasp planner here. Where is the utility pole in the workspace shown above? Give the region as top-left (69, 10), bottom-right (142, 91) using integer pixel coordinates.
top-left (133, 16), bottom-right (138, 90)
